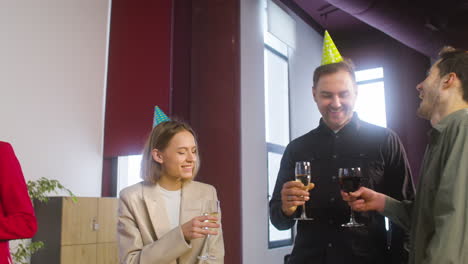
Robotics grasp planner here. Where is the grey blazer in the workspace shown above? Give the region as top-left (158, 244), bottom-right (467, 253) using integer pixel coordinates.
top-left (118, 180), bottom-right (225, 264)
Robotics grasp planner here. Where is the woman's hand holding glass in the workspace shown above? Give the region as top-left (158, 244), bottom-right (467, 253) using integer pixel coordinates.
top-left (197, 200), bottom-right (220, 261)
top-left (181, 214), bottom-right (219, 242)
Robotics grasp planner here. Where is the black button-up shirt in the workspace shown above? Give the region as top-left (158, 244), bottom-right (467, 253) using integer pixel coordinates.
top-left (270, 114), bottom-right (415, 264)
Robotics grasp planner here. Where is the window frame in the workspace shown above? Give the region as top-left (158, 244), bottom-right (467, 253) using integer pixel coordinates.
top-left (264, 43), bottom-right (294, 249)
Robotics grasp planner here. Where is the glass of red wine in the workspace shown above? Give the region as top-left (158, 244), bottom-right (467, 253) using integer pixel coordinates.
top-left (338, 167), bottom-right (364, 227)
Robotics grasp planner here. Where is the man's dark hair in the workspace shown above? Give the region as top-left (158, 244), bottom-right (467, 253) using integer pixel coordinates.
top-left (437, 46), bottom-right (468, 102)
top-left (312, 60), bottom-right (356, 89)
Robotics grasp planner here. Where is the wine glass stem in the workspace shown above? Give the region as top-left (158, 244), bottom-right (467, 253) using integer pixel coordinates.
top-left (301, 204), bottom-right (307, 218)
top-left (205, 234), bottom-right (211, 255)
top-left (350, 210), bottom-right (356, 223)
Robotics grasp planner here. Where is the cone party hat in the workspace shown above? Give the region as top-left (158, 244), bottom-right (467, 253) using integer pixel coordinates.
top-left (153, 106), bottom-right (170, 127)
top-left (321, 30), bottom-right (343, 65)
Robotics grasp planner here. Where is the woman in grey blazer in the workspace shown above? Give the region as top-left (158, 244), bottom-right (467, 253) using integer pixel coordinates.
top-left (118, 121), bottom-right (224, 264)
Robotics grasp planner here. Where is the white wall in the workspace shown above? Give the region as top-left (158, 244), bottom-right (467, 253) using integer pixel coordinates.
top-left (0, 0), bottom-right (111, 196)
top-left (241, 0), bottom-right (322, 263)
top-left (288, 9), bottom-right (323, 138)
top-left (241, 0), bottom-right (277, 262)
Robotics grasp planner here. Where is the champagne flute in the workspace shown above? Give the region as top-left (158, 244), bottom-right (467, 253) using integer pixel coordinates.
top-left (338, 167), bottom-right (364, 227)
top-left (198, 200), bottom-right (220, 261)
top-left (294, 161), bottom-right (313, 220)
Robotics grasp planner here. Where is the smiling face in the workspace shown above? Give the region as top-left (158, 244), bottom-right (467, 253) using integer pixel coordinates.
top-left (416, 62), bottom-right (442, 120)
top-left (152, 130), bottom-right (198, 182)
top-left (313, 70), bottom-right (357, 131)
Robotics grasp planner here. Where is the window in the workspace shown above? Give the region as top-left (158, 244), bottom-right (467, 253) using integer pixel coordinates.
top-left (354, 67), bottom-right (387, 128)
top-left (264, 45), bottom-right (293, 248)
top-left (116, 155), bottom-right (143, 196)
top-left (264, 16), bottom-right (293, 248)
top-left (263, 0), bottom-right (295, 248)
top-left (354, 67), bottom-right (389, 231)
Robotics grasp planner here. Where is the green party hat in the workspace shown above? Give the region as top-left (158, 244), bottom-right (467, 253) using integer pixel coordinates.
top-left (153, 106), bottom-right (170, 127)
top-left (321, 30), bottom-right (343, 65)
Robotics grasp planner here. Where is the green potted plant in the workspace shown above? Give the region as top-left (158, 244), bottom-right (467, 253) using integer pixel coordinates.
top-left (10, 177), bottom-right (76, 264)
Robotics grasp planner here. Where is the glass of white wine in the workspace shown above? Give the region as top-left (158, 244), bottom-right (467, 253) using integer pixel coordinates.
top-left (198, 200), bottom-right (220, 261)
top-left (294, 161), bottom-right (313, 221)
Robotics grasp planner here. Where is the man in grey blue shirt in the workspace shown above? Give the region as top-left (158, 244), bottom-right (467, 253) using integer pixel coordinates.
top-left (343, 46), bottom-right (468, 264)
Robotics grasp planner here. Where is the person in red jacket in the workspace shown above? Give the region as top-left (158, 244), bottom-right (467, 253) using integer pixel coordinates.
top-left (0, 141), bottom-right (37, 263)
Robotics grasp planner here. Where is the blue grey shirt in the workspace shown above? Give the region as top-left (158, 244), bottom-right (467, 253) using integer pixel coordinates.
top-left (383, 108), bottom-right (468, 264)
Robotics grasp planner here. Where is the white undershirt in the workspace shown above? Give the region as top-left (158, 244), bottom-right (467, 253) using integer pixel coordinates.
top-left (158, 185), bottom-right (181, 230)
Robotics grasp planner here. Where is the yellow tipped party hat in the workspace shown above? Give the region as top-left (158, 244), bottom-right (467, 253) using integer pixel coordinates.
top-left (153, 106), bottom-right (170, 127)
top-left (321, 30), bottom-right (343, 65)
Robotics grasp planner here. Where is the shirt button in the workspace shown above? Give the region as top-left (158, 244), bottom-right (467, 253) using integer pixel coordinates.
top-left (332, 176), bottom-right (337, 181)
top-left (332, 154), bottom-right (337, 159)
top-left (329, 197), bottom-right (335, 202)
top-left (328, 243), bottom-right (333, 248)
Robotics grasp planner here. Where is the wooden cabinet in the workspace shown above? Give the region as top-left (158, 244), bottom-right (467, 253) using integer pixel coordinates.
top-left (60, 244), bottom-right (97, 264)
top-left (97, 243), bottom-right (119, 264)
top-left (32, 197), bottom-right (119, 264)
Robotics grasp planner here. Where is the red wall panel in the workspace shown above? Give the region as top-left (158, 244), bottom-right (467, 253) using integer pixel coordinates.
top-left (104, 0), bottom-right (172, 157)
top-left (105, 1), bottom-right (243, 262)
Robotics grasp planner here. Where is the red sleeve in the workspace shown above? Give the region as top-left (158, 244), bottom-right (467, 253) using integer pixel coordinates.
top-left (0, 142), bottom-right (37, 240)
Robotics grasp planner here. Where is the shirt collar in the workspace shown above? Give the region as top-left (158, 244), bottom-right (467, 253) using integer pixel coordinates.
top-left (318, 112), bottom-right (361, 135)
top-left (428, 108), bottom-right (468, 140)
top-left (432, 108), bottom-right (468, 133)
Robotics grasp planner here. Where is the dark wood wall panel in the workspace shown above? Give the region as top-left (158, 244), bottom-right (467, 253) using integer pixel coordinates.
top-left (191, 1), bottom-right (242, 263)
top-left (173, 0), bottom-right (242, 263)
top-left (171, 0), bottom-right (192, 121)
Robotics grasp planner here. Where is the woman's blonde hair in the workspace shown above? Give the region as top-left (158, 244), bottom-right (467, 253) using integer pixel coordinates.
top-left (140, 120), bottom-right (200, 184)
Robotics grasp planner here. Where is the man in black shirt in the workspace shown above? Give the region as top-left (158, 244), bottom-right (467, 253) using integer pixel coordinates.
top-left (269, 60), bottom-right (414, 264)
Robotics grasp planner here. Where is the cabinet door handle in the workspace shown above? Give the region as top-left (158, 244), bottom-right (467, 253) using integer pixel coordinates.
top-left (92, 217), bottom-right (100, 231)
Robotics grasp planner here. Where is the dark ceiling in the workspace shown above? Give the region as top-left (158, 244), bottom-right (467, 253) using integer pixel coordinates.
top-left (287, 0), bottom-right (468, 58)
